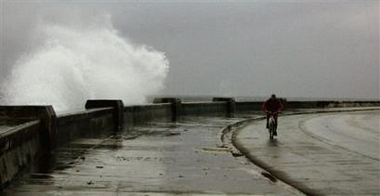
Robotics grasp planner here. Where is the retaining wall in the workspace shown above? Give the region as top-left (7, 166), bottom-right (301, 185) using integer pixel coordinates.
top-left (236, 102), bottom-right (263, 111)
top-left (181, 102), bottom-right (227, 116)
top-left (0, 106), bottom-right (56, 189)
top-left (1, 98), bottom-right (380, 190)
top-left (0, 121), bottom-right (41, 189)
top-left (124, 104), bottom-right (173, 128)
top-left (56, 108), bottom-right (115, 146)
top-left (285, 100), bottom-right (380, 109)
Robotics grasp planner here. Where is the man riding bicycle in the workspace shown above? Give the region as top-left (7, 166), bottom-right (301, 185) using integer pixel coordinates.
top-left (262, 94), bottom-right (283, 136)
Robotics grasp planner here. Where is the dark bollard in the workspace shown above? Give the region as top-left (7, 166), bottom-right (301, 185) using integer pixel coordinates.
top-left (85, 100), bottom-right (124, 132)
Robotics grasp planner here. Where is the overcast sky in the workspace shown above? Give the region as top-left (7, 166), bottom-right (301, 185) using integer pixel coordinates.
top-left (1, 0), bottom-right (379, 100)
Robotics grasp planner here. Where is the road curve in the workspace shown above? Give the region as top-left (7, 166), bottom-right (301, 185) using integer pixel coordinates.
top-left (300, 111), bottom-right (379, 160)
top-left (234, 110), bottom-right (380, 196)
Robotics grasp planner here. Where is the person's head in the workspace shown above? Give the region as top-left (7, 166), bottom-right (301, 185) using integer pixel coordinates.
top-left (271, 94), bottom-right (276, 99)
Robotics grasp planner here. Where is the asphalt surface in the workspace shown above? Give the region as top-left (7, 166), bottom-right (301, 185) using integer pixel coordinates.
top-left (3, 115), bottom-right (303, 196)
top-left (234, 110), bottom-right (380, 195)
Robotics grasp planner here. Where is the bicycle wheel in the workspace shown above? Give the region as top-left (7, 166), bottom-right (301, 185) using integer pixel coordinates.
top-left (268, 119), bottom-right (275, 139)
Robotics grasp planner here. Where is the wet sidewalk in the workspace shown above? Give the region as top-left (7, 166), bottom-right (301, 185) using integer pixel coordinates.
top-left (3, 116), bottom-right (303, 196)
top-left (233, 110), bottom-right (380, 195)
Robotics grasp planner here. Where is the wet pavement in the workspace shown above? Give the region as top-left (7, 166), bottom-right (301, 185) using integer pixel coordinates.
top-left (234, 110), bottom-right (380, 195)
top-left (3, 115), bottom-right (303, 196)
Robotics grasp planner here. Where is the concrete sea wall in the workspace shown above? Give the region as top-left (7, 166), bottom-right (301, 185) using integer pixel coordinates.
top-left (124, 103), bottom-right (173, 127)
top-left (0, 106), bottom-right (55, 189)
top-left (56, 108), bottom-right (115, 146)
top-left (1, 98), bottom-right (380, 189)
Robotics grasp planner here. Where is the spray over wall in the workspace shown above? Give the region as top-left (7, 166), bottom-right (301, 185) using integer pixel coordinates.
top-left (0, 16), bottom-right (169, 112)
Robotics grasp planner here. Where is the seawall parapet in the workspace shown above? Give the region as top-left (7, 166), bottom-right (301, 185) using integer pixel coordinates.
top-left (0, 106), bottom-right (55, 189)
top-left (1, 98), bottom-right (379, 190)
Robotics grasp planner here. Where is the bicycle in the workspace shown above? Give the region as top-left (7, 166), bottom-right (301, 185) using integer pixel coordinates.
top-left (267, 111), bottom-right (278, 139)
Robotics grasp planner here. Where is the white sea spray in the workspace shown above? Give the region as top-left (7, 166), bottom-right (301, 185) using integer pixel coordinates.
top-left (1, 18), bottom-right (169, 112)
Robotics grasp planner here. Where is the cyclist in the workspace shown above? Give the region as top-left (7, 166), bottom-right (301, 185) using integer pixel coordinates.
top-left (262, 94), bottom-right (283, 136)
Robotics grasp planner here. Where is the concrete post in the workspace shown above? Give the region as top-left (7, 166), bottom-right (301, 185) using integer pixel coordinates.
top-left (153, 98), bottom-right (182, 121)
top-left (212, 97), bottom-right (236, 117)
top-left (85, 100), bottom-right (124, 132)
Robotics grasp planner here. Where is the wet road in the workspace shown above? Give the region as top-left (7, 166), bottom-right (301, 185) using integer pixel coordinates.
top-left (234, 110), bottom-right (380, 195)
top-left (3, 116), bottom-right (302, 196)
top-left (300, 111), bottom-right (379, 160)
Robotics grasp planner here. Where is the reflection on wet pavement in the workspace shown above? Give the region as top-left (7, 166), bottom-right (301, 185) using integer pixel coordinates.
top-left (4, 116), bottom-right (302, 195)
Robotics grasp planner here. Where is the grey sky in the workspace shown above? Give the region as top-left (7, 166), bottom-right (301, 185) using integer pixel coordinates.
top-left (1, 0), bottom-right (379, 100)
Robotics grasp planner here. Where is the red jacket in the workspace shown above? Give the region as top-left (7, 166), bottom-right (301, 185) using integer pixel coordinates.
top-left (262, 98), bottom-right (283, 112)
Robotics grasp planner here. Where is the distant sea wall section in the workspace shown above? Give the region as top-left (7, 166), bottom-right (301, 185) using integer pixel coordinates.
top-left (1, 98), bottom-right (380, 189)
